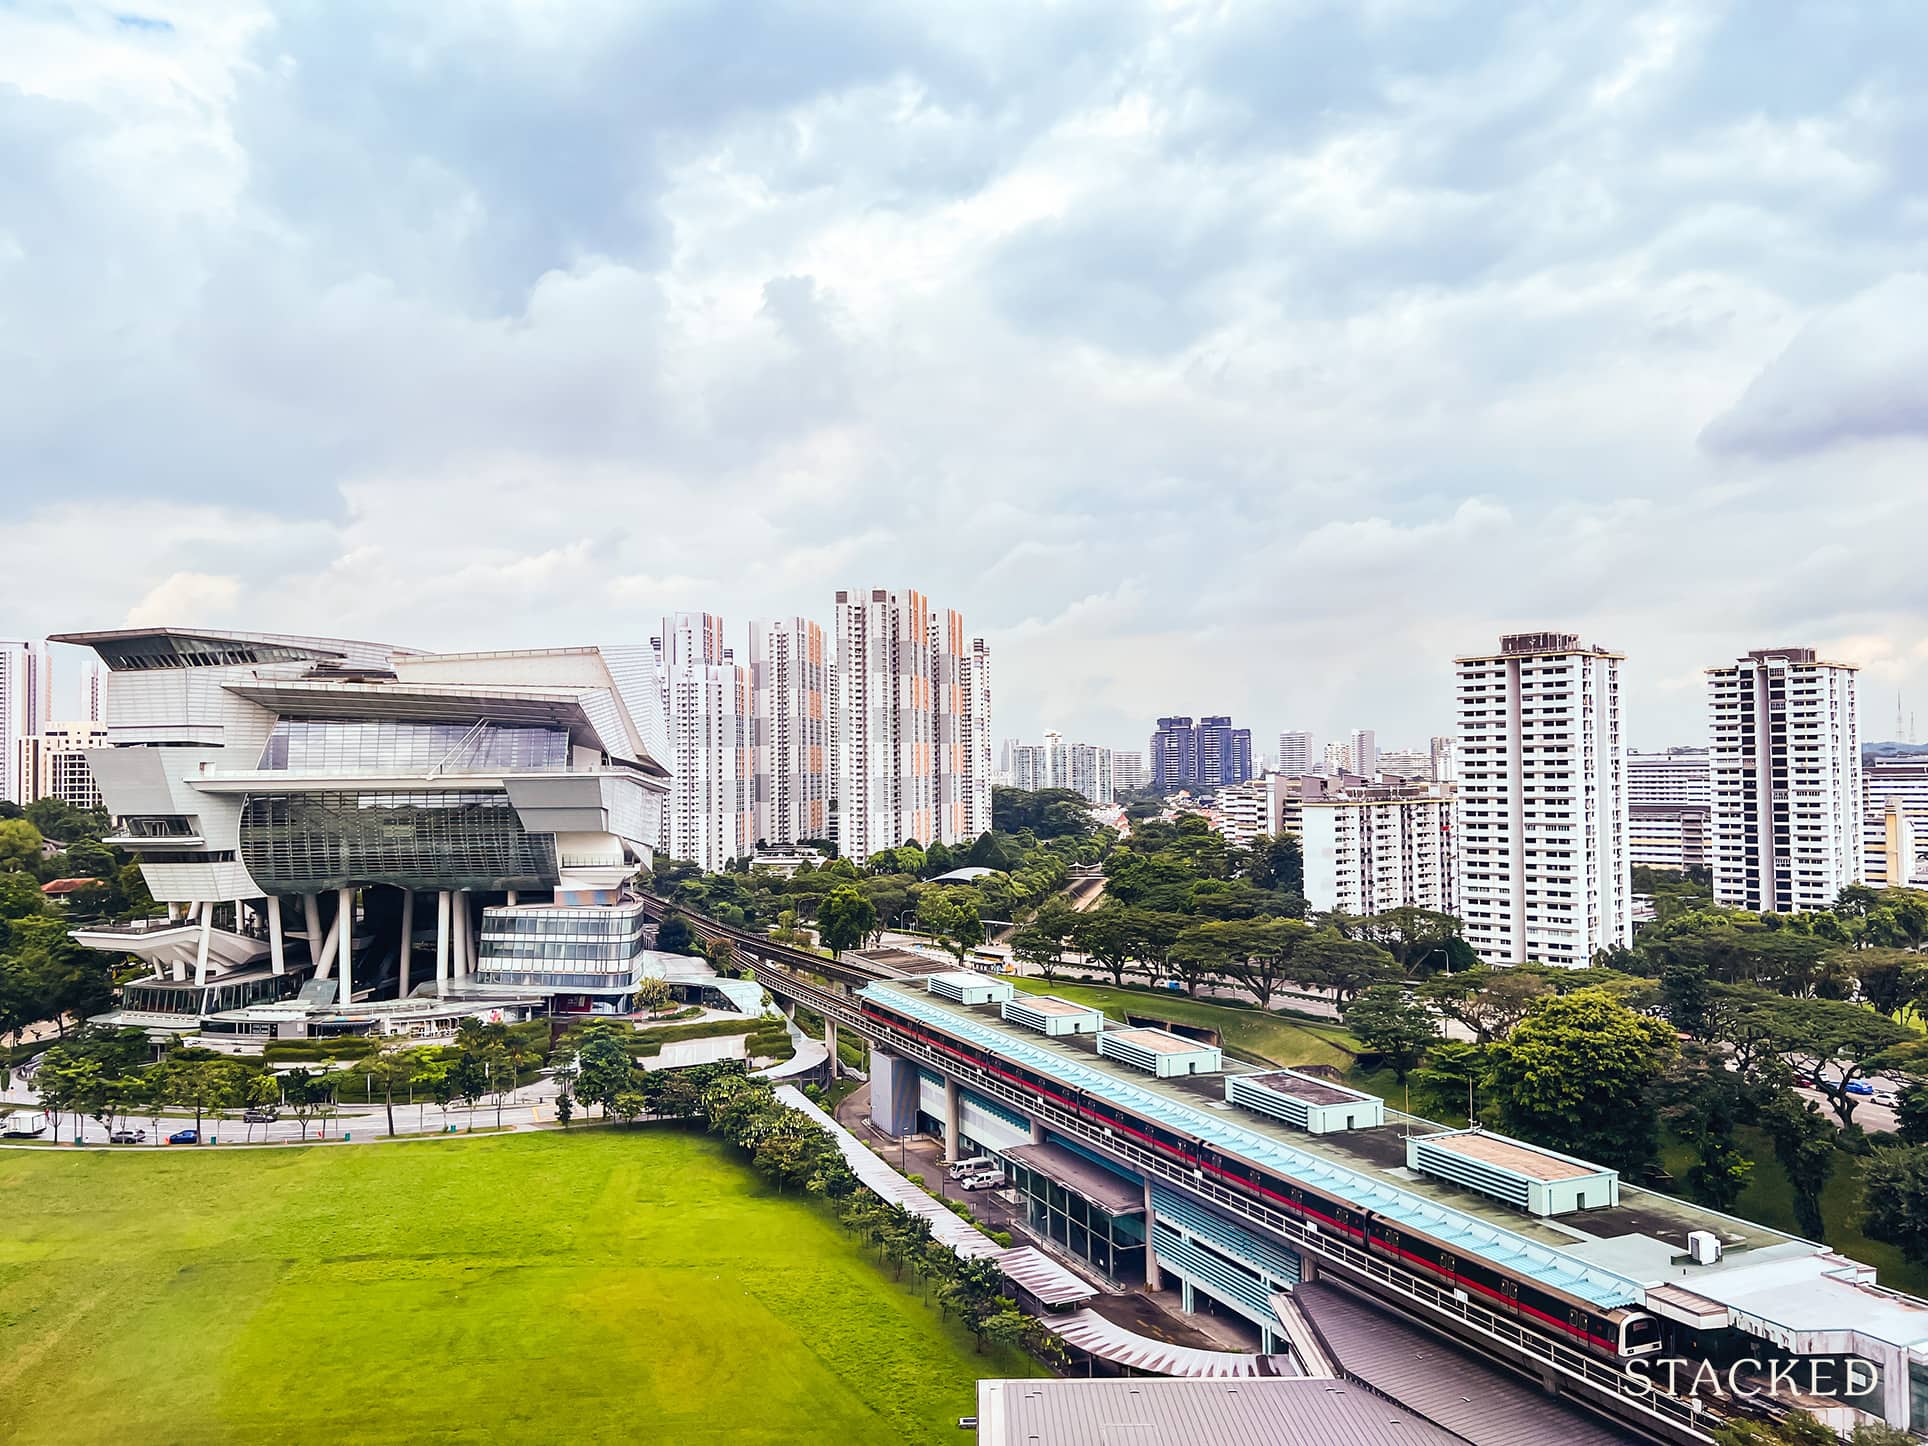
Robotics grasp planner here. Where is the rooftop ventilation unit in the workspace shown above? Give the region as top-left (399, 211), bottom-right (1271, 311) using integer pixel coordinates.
top-left (1096, 1027), bottom-right (1221, 1078)
top-left (1226, 1070), bottom-right (1384, 1134)
top-left (925, 971), bottom-right (1015, 1007)
top-left (1001, 995), bottom-right (1103, 1037)
top-left (1407, 1129), bottom-right (1619, 1217)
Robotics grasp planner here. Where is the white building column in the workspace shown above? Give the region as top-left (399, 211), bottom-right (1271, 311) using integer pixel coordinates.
top-left (194, 907), bottom-right (214, 987)
top-left (337, 887), bottom-right (354, 1005)
top-left (233, 898), bottom-right (246, 935)
top-left (943, 1078), bottom-right (960, 1163)
top-left (398, 889), bottom-right (414, 999)
top-left (303, 893), bottom-right (324, 962)
top-left (451, 893), bottom-right (468, 985)
top-left (435, 890), bottom-right (451, 996)
top-left (505, 890), bottom-right (518, 906)
top-left (165, 902), bottom-right (180, 923)
top-left (315, 909), bottom-right (341, 981)
top-left (826, 1019), bottom-right (840, 1081)
top-left (267, 898), bottom-right (285, 976)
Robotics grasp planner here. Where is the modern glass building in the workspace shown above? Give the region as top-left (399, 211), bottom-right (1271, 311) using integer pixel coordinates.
top-left (56, 627), bottom-right (673, 1040)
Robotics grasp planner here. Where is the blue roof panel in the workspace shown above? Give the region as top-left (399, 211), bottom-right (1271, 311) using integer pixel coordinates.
top-left (862, 983), bottom-right (1643, 1310)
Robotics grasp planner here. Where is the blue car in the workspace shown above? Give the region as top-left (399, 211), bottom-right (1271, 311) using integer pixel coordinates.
top-left (168, 1127), bottom-right (199, 1145)
top-left (1845, 1080), bottom-right (1876, 1097)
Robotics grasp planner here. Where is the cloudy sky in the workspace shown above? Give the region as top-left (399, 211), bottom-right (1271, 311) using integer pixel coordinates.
top-left (6, 1), bottom-right (1927, 755)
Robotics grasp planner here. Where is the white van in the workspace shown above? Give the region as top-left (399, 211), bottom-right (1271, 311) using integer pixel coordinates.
top-left (947, 1155), bottom-right (995, 1180)
top-left (957, 1168), bottom-right (1006, 1191)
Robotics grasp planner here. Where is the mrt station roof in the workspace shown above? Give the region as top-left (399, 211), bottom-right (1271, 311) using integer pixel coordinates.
top-left (860, 981), bottom-right (1816, 1314)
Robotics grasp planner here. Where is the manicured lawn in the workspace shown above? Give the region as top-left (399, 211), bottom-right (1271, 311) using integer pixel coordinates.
top-left (1009, 976), bottom-right (1358, 1070)
top-left (0, 1129), bottom-right (1034, 1444)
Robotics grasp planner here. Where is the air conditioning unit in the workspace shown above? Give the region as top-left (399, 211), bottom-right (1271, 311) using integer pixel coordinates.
top-left (1687, 1230), bottom-right (1722, 1265)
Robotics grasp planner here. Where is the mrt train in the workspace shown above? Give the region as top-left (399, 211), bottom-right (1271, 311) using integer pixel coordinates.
top-left (860, 994), bottom-right (1665, 1363)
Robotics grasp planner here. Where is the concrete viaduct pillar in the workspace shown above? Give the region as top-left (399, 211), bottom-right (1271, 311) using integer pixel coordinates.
top-left (943, 1078), bottom-right (961, 1163)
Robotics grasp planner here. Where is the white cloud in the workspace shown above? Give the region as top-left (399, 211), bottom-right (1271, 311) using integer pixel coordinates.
top-left (8, 0), bottom-right (1928, 745)
top-left (125, 571), bottom-right (243, 626)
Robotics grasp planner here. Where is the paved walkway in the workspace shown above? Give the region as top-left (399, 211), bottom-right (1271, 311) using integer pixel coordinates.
top-left (774, 1085), bottom-right (1005, 1260)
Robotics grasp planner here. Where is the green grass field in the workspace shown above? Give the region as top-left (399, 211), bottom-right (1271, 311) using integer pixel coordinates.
top-left (1007, 975), bottom-right (1358, 1069)
top-left (0, 1129), bottom-right (1034, 1444)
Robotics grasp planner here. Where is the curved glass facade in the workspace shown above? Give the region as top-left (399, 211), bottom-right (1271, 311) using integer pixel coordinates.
top-left (258, 719), bottom-right (570, 775)
top-left (238, 790), bottom-right (557, 892)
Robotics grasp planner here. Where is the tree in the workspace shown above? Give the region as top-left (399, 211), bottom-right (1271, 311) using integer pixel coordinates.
top-left (1166, 928), bottom-right (1231, 997)
top-left (1863, 1145), bottom-right (1928, 1264)
top-left (1898, 1081), bottom-right (1928, 1146)
top-left (1009, 925), bottom-right (1064, 981)
top-left (242, 1074), bottom-right (280, 1142)
top-left (33, 1048), bottom-right (103, 1143)
top-left (917, 887), bottom-right (984, 963)
top-left (451, 1052), bottom-right (492, 1127)
top-left (1070, 906), bottom-right (1136, 987)
top-left (635, 975), bottom-right (673, 1019)
top-left (555, 1089), bottom-right (574, 1129)
top-left (655, 911), bottom-right (696, 954)
top-left (0, 818), bottom-right (45, 873)
top-left (1344, 986), bottom-right (1438, 1082)
top-left (354, 1045), bottom-right (417, 1138)
top-left (1724, 990), bottom-right (1912, 1125)
top-left (1759, 1087), bottom-right (1836, 1239)
top-left (1287, 930), bottom-right (1400, 1006)
top-left (1483, 988), bottom-right (1674, 1174)
top-left (1421, 968), bottom-right (1550, 1043)
top-left (573, 1024), bottom-right (635, 1118)
top-left (163, 1057), bottom-right (241, 1138)
top-left (816, 885), bottom-right (878, 959)
top-left (1360, 907), bottom-right (1469, 975)
top-left (1657, 1045), bottom-right (1755, 1212)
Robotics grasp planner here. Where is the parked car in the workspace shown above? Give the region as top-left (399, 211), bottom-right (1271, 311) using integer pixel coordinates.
top-left (243, 1108), bottom-right (279, 1124)
top-left (109, 1128), bottom-right (147, 1144)
top-left (1846, 1080), bottom-right (1876, 1097)
top-left (167, 1128), bottom-right (200, 1145)
top-left (957, 1169), bottom-right (1006, 1191)
top-left (1873, 1090), bottom-right (1899, 1108)
top-left (947, 1155), bottom-right (996, 1180)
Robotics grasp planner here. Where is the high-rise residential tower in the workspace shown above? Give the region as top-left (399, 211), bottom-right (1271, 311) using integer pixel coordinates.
top-left (1708, 648), bottom-right (1861, 913)
top-left (656, 611), bottom-right (752, 872)
top-left (1111, 751), bottom-right (1148, 794)
top-left (1276, 731), bottom-right (1315, 777)
top-left (747, 617), bottom-right (830, 847)
top-left (1454, 631), bottom-right (1630, 967)
top-left (834, 588), bottom-right (936, 863)
top-left (1429, 735), bottom-right (1456, 784)
top-left (1, 640), bottom-right (52, 805)
top-left (957, 637), bottom-right (993, 840)
top-left (1348, 729), bottom-right (1378, 779)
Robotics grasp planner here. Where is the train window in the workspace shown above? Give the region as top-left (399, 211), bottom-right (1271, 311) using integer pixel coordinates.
top-left (1620, 1315), bottom-right (1663, 1357)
